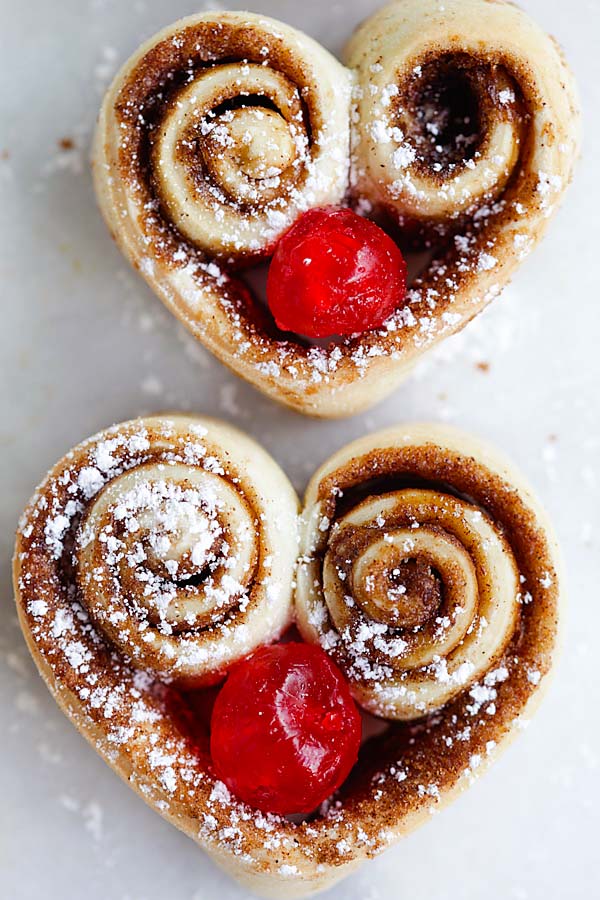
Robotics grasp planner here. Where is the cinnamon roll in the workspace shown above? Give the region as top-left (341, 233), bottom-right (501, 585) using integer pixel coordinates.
top-left (14, 420), bottom-right (563, 896)
top-left (94, 3), bottom-right (578, 418)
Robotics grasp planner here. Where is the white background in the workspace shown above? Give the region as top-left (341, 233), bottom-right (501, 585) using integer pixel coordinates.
top-left (1, 1), bottom-right (598, 898)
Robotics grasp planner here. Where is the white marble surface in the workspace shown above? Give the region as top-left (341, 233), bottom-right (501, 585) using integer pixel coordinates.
top-left (1, 0), bottom-right (599, 898)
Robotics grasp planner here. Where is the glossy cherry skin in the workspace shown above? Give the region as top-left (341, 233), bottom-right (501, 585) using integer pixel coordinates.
top-left (210, 642), bottom-right (362, 815)
top-left (266, 206), bottom-right (407, 338)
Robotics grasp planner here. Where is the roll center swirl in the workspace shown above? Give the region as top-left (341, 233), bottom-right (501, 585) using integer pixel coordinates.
top-left (209, 107), bottom-right (297, 180)
top-left (77, 463), bottom-right (259, 637)
top-left (351, 541), bottom-right (441, 628)
top-left (129, 491), bottom-right (223, 582)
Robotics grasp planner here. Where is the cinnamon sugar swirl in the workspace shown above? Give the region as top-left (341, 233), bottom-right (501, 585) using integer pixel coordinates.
top-left (296, 424), bottom-right (562, 722)
top-left (344, 0), bottom-right (580, 391)
top-left (14, 415), bottom-right (299, 684)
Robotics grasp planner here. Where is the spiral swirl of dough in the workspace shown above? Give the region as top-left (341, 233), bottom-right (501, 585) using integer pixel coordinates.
top-left (296, 423), bottom-right (559, 720)
top-left (94, 10), bottom-right (350, 262)
top-left (346, 0), bottom-right (579, 241)
top-left (15, 415), bottom-right (298, 682)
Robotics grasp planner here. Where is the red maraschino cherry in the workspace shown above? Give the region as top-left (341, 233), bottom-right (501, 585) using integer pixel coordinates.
top-left (210, 642), bottom-right (361, 815)
top-left (266, 206), bottom-right (407, 338)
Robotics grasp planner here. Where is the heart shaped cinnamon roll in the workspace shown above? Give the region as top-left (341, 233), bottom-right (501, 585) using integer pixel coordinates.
top-left (15, 418), bottom-right (562, 897)
top-left (93, 1), bottom-right (579, 418)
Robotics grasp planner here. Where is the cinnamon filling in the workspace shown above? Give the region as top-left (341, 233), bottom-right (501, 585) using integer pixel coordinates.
top-left (397, 52), bottom-right (523, 180)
